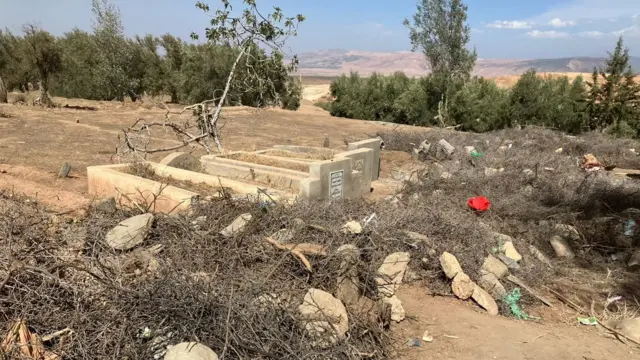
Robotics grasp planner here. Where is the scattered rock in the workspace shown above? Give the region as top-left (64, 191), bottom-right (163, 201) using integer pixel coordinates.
top-left (336, 245), bottom-right (361, 306)
top-left (122, 244), bottom-right (164, 276)
top-left (437, 139), bottom-right (455, 156)
top-left (502, 241), bottom-right (522, 262)
top-left (192, 216), bottom-right (207, 227)
top-left (484, 167), bottom-right (504, 177)
top-left (553, 223), bottom-right (581, 241)
top-left (403, 269), bottom-right (421, 283)
top-left (478, 271), bottom-right (507, 300)
top-left (58, 163), bottom-right (72, 178)
top-left (95, 197), bottom-right (117, 213)
top-left (270, 228), bottom-right (294, 244)
top-left (471, 285), bottom-right (499, 315)
top-left (220, 213), bottom-right (252, 237)
top-left (292, 218), bottom-right (305, 228)
top-left (349, 296), bottom-right (392, 328)
top-left (481, 255), bottom-right (509, 278)
top-left (341, 221), bottom-right (363, 235)
top-left (255, 293), bottom-right (289, 313)
top-left (159, 152), bottom-right (202, 172)
top-left (629, 250), bottom-right (640, 269)
top-left (440, 172), bottom-right (452, 179)
top-left (376, 252), bottom-right (411, 296)
top-left (529, 245), bottom-right (553, 267)
top-left (496, 254), bottom-right (520, 271)
top-left (451, 272), bottom-right (475, 300)
top-left (550, 235), bottom-right (575, 259)
top-left (404, 231), bottom-right (435, 248)
top-left (440, 252), bottom-right (463, 279)
top-left (164, 342), bottom-right (218, 360)
top-left (298, 289), bottom-right (349, 346)
top-left (105, 213), bottom-right (154, 251)
top-left (422, 330), bottom-right (434, 342)
top-left (606, 317), bottom-right (640, 343)
top-left (554, 147), bottom-right (563, 153)
top-left (464, 146), bottom-right (476, 154)
top-left (522, 169), bottom-right (534, 176)
top-left (382, 295), bottom-right (405, 322)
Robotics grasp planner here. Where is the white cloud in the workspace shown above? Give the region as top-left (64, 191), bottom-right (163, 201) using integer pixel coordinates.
top-left (577, 31), bottom-right (605, 38)
top-left (528, 0), bottom-right (640, 23)
top-left (471, 28), bottom-right (485, 34)
top-left (613, 25), bottom-right (640, 37)
top-left (549, 18), bottom-right (576, 27)
top-left (487, 20), bottom-right (532, 29)
top-left (526, 30), bottom-right (570, 39)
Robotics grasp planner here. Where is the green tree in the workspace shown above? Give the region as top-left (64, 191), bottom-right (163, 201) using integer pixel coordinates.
top-left (450, 76), bottom-right (508, 132)
top-left (22, 25), bottom-right (62, 107)
top-left (118, 0), bottom-right (304, 157)
top-left (52, 28), bottom-right (101, 99)
top-left (589, 36), bottom-right (639, 135)
top-left (404, 0), bottom-right (477, 126)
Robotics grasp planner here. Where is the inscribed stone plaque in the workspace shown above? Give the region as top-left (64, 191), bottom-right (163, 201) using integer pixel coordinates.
top-left (330, 170), bottom-right (344, 199)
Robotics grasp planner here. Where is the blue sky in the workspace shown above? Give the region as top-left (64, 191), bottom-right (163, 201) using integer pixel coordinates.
top-left (1, 0), bottom-right (640, 58)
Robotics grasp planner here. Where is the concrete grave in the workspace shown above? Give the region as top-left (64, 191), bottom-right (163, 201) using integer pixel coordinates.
top-left (87, 138), bottom-right (383, 214)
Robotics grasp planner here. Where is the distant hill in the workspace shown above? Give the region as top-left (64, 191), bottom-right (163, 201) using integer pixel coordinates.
top-left (293, 49), bottom-right (640, 77)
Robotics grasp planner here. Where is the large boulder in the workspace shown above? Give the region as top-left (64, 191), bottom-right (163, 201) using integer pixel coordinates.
top-left (105, 213), bottom-right (154, 251)
top-left (164, 342), bottom-right (218, 360)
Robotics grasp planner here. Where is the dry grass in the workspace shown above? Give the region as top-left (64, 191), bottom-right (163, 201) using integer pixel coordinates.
top-left (378, 127), bottom-right (640, 309)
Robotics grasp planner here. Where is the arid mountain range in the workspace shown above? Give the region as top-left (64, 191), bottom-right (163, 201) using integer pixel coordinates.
top-left (293, 49), bottom-right (640, 77)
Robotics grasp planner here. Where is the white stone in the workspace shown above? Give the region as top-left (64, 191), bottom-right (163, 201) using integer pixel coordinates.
top-left (105, 213), bottom-right (154, 251)
top-left (220, 213), bottom-right (252, 237)
top-left (270, 228), bottom-right (294, 244)
top-left (341, 221), bottom-right (363, 235)
top-left (471, 285), bottom-right (499, 315)
top-left (164, 342), bottom-right (218, 360)
top-left (440, 252), bottom-right (463, 279)
top-left (481, 255), bottom-right (509, 278)
top-left (550, 235), bottom-right (575, 258)
top-left (376, 252), bottom-right (410, 296)
top-left (382, 295), bottom-right (405, 322)
top-left (298, 289), bottom-right (349, 345)
top-left (502, 241), bottom-right (522, 262)
top-left (451, 272), bottom-right (475, 300)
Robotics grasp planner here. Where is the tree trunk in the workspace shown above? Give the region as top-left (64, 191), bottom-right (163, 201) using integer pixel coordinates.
top-left (39, 78), bottom-right (54, 108)
top-left (0, 75), bottom-right (7, 103)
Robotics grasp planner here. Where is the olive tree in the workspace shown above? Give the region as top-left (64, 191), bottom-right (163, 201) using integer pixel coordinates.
top-left (118, 0), bottom-right (304, 157)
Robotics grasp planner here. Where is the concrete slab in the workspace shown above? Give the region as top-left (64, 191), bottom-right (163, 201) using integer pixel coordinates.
top-left (348, 138), bottom-right (382, 180)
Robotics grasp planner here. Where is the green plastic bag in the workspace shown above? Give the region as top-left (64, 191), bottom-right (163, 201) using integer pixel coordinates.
top-left (470, 150), bottom-right (483, 158)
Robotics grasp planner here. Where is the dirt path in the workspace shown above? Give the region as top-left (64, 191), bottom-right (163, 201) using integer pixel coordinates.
top-left (394, 287), bottom-right (634, 360)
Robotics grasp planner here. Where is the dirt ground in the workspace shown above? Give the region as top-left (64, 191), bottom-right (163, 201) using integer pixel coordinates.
top-left (0, 90), bottom-right (411, 211)
top-left (395, 287), bottom-right (636, 360)
top-left (0, 86), bottom-right (638, 359)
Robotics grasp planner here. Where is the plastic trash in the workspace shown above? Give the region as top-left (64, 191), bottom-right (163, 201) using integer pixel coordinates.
top-left (504, 288), bottom-right (529, 320)
top-left (406, 338), bottom-right (421, 347)
top-left (578, 317), bottom-right (598, 326)
top-left (468, 196), bottom-right (490, 212)
top-left (624, 219), bottom-right (636, 236)
top-left (470, 150), bottom-right (483, 158)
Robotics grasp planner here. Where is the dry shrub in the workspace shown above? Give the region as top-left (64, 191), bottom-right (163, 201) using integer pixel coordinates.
top-left (379, 126), bottom-right (640, 305)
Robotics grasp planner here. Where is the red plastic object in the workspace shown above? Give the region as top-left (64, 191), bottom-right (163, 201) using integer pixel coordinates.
top-left (468, 196), bottom-right (490, 212)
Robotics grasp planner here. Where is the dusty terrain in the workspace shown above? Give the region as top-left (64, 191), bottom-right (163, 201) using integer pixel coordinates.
top-left (0, 84), bottom-right (639, 359)
top-left (294, 49), bottom-right (640, 77)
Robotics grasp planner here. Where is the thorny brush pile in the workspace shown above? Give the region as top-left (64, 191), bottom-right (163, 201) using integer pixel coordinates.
top-left (379, 127), bottom-right (640, 308)
top-left (0, 127), bottom-right (640, 358)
